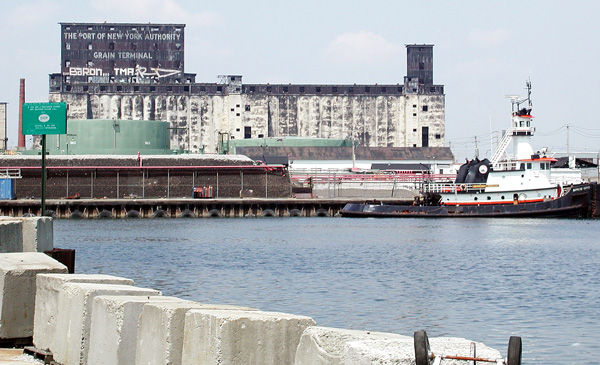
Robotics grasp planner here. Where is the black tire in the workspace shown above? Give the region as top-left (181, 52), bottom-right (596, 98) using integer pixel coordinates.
top-left (414, 330), bottom-right (431, 365)
top-left (153, 209), bottom-right (168, 218)
top-left (98, 210), bottom-right (113, 219)
top-left (507, 336), bottom-right (522, 365)
top-left (315, 209), bottom-right (329, 217)
top-left (289, 209), bottom-right (302, 217)
top-left (262, 209), bottom-right (275, 217)
top-left (207, 209), bottom-right (222, 218)
top-left (179, 209), bottom-right (194, 218)
top-left (70, 210), bottom-right (84, 219)
top-left (126, 210), bottom-right (140, 218)
top-left (44, 210), bottom-right (57, 218)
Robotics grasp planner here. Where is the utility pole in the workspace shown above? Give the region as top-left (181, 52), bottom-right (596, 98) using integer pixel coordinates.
top-left (566, 124), bottom-right (570, 158)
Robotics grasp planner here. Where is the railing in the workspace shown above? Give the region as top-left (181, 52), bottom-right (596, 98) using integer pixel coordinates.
top-left (0, 169), bottom-right (22, 179)
top-left (422, 182), bottom-right (491, 194)
top-left (291, 172), bottom-right (456, 184)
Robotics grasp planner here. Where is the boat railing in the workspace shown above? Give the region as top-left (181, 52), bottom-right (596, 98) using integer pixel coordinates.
top-left (423, 182), bottom-right (490, 194)
top-left (492, 160), bottom-right (521, 171)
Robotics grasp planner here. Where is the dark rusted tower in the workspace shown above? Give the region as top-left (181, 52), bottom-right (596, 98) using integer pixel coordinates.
top-left (406, 44), bottom-right (434, 85)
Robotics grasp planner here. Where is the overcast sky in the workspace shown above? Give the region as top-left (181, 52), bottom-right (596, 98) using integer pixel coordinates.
top-left (1, 0), bottom-right (599, 159)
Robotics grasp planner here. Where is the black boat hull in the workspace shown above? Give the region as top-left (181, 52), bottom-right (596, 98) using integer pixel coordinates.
top-left (340, 183), bottom-right (595, 218)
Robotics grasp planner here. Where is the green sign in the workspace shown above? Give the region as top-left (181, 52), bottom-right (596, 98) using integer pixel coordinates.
top-left (22, 102), bottom-right (67, 135)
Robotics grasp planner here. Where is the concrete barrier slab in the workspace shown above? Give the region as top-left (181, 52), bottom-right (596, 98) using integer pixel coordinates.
top-left (52, 282), bottom-right (160, 365)
top-left (88, 295), bottom-right (186, 365)
top-left (136, 302), bottom-right (258, 365)
top-left (294, 326), bottom-right (410, 365)
top-left (33, 274), bottom-right (134, 352)
top-left (0, 220), bottom-right (23, 253)
top-left (21, 217), bottom-right (53, 253)
top-left (181, 309), bottom-right (316, 365)
top-left (0, 253), bottom-right (67, 339)
top-left (343, 337), bottom-right (502, 365)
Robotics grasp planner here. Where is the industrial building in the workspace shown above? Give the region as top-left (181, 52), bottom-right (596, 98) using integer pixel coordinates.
top-left (48, 23), bottom-right (446, 154)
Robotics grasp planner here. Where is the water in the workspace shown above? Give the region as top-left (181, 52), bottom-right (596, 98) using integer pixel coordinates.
top-left (54, 218), bottom-right (600, 364)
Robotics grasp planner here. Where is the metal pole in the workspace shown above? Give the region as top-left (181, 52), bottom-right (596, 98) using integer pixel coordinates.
top-left (66, 170), bottom-right (69, 197)
top-left (41, 135), bottom-right (46, 216)
top-left (142, 170), bottom-right (145, 198)
top-left (117, 171), bottom-right (120, 198)
top-left (167, 169), bottom-right (170, 198)
top-left (265, 171), bottom-right (268, 197)
top-left (216, 171), bottom-right (219, 198)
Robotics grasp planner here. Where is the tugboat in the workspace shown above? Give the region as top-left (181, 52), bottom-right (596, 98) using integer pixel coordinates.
top-left (341, 82), bottom-right (596, 218)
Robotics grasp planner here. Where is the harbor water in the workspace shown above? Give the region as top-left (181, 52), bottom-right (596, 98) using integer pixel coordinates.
top-left (54, 218), bottom-right (600, 364)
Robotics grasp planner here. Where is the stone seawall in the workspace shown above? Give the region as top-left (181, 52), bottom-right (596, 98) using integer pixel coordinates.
top-left (0, 218), bottom-right (507, 364)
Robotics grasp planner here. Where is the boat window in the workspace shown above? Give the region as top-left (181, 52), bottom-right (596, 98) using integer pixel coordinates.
top-left (527, 121), bottom-right (530, 127)
top-left (527, 163), bottom-right (532, 169)
top-left (520, 120), bottom-right (525, 127)
top-left (541, 163), bottom-right (546, 170)
top-left (519, 163), bottom-right (525, 170)
top-left (501, 196), bottom-right (505, 200)
top-left (487, 196), bottom-right (491, 200)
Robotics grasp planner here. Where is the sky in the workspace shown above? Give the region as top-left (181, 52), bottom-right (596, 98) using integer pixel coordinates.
top-left (1, 0), bottom-right (599, 160)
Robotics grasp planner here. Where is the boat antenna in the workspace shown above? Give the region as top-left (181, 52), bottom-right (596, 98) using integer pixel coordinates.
top-left (526, 79), bottom-right (532, 107)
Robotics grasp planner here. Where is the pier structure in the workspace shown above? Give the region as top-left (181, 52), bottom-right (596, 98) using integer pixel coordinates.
top-left (46, 23), bottom-right (445, 153)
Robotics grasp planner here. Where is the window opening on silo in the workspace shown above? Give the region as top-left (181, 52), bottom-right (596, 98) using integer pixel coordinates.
top-left (300, 86), bottom-right (305, 93)
top-left (231, 108), bottom-right (235, 112)
top-left (435, 134), bottom-right (441, 139)
top-left (365, 87), bottom-right (370, 93)
top-left (217, 86), bottom-right (222, 92)
top-left (316, 87), bottom-right (322, 93)
top-left (413, 113), bottom-right (417, 116)
top-left (236, 128), bottom-right (240, 132)
top-left (283, 86), bottom-right (288, 92)
top-left (413, 129), bottom-right (417, 132)
top-left (236, 113), bottom-right (240, 117)
top-left (245, 105), bottom-right (251, 111)
top-left (413, 104), bottom-right (417, 108)
top-left (422, 105), bottom-right (428, 111)
top-left (236, 104), bottom-right (240, 108)
top-left (413, 144), bottom-right (417, 147)
top-left (244, 127), bottom-right (252, 139)
top-left (258, 134), bottom-right (264, 138)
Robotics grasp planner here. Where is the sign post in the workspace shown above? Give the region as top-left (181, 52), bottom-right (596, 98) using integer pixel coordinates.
top-left (21, 102), bottom-right (67, 216)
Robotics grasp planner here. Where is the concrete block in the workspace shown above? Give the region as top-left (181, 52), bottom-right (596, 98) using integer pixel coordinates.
top-left (0, 219), bottom-right (23, 253)
top-left (136, 302), bottom-right (258, 365)
top-left (33, 273), bottom-right (134, 352)
top-left (343, 337), bottom-right (502, 365)
top-left (52, 282), bottom-right (160, 365)
top-left (88, 295), bottom-right (186, 365)
top-left (181, 309), bottom-right (316, 365)
top-left (21, 217), bottom-right (53, 252)
top-left (294, 326), bottom-right (410, 365)
top-left (0, 253), bottom-right (67, 339)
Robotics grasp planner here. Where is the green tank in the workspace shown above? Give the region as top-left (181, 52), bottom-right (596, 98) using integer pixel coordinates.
top-left (44, 119), bottom-right (177, 155)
